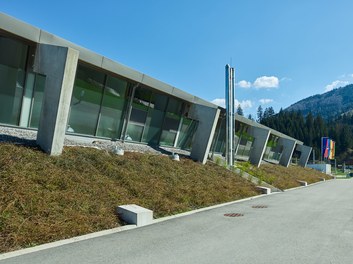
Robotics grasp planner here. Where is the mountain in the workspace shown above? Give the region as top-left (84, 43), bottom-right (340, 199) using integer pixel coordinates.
top-left (285, 84), bottom-right (353, 120)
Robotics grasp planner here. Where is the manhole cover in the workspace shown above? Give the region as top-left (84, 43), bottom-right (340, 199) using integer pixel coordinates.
top-left (224, 213), bottom-right (244, 217)
top-left (252, 205), bottom-right (268, 208)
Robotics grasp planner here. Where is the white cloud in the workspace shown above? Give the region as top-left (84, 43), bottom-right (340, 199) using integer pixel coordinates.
top-left (253, 76), bottom-right (279, 89)
top-left (259, 98), bottom-right (274, 104)
top-left (211, 98), bottom-right (253, 109)
top-left (235, 99), bottom-right (253, 109)
top-left (325, 80), bottom-right (349, 92)
top-left (211, 98), bottom-right (226, 108)
top-left (237, 80), bottom-right (252, 88)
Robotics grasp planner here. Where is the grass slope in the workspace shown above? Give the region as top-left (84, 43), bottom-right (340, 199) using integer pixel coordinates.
top-left (237, 162), bottom-right (332, 190)
top-left (0, 143), bottom-right (259, 253)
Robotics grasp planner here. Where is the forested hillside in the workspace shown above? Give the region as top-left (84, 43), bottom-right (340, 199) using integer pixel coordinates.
top-left (286, 84), bottom-right (353, 120)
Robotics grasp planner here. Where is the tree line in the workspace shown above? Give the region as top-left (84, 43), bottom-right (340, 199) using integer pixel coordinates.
top-left (257, 106), bottom-right (353, 162)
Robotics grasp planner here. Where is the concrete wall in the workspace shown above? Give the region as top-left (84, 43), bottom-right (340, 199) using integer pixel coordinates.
top-left (189, 105), bottom-right (220, 164)
top-left (278, 138), bottom-right (297, 167)
top-left (296, 144), bottom-right (312, 167)
top-left (248, 127), bottom-right (270, 167)
top-left (307, 164), bottom-right (331, 174)
top-left (34, 44), bottom-right (79, 155)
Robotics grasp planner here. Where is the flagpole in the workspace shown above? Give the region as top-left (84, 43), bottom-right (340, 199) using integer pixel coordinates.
top-left (320, 137), bottom-right (322, 163)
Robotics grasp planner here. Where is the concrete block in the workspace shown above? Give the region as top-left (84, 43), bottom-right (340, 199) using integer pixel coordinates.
top-left (117, 204), bottom-right (153, 227)
top-left (256, 186), bottom-right (271, 194)
top-left (297, 180), bottom-right (308, 186)
top-left (319, 177), bottom-right (326, 182)
top-left (307, 164), bottom-right (331, 174)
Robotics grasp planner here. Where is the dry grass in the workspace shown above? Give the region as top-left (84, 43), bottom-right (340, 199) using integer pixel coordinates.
top-left (0, 143), bottom-right (259, 253)
top-left (237, 162), bottom-right (332, 190)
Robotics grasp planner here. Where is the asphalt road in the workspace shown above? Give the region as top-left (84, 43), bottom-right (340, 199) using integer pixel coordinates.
top-left (1, 179), bottom-right (353, 264)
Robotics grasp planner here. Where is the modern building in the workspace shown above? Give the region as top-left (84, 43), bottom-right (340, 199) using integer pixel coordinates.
top-left (0, 12), bottom-right (311, 167)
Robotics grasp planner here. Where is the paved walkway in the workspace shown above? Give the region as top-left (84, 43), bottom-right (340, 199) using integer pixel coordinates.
top-left (1, 179), bottom-right (353, 264)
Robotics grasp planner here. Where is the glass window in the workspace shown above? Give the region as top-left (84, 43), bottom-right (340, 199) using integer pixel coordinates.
top-left (235, 122), bottom-right (253, 158)
top-left (132, 88), bottom-right (151, 111)
top-left (159, 112), bottom-right (181, 146)
top-left (29, 74), bottom-right (46, 128)
top-left (0, 37), bottom-right (28, 125)
top-left (125, 87), bottom-right (151, 142)
top-left (139, 93), bottom-right (167, 144)
top-left (142, 108), bottom-right (164, 144)
top-left (130, 108), bottom-right (148, 124)
top-left (149, 93), bottom-right (168, 111)
top-left (166, 98), bottom-right (182, 115)
top-left (0, 37), bottom-right (27, 70)
top-left (126, 123), bottom-right (144, 142)
top-left (158, 97), bottom-right (184, 146)
top-left (176, 118), bottom-right (198, 150)
top-left (264, 135), bottom-right (281, 161)
top-left (96, 76), bottom-right (129, 139)
top-left (68, 65), bottom-right (105, 135)
top-left (213, 118), bottom-right (226, 154)
top-left (159, 130), bottom-right (177, 146)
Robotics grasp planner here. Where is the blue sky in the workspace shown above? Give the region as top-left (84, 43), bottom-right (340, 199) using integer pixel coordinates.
top-left (2, 0), bottom-right (353, 117)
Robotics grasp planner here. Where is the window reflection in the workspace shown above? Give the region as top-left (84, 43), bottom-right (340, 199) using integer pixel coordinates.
top-left (96, 76), bottom-right (128, 139)
top-left (68, 65), bottom-right (105, 135)
top-left (0, 36), bottom-right (28, 125)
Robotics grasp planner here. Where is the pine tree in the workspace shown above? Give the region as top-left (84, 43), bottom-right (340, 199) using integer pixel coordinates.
top-left (305, 112), bottom-right (314, 146)
top-left (236, 105), bottom-right (244, 116)
top-left (257, 105), bottom-right (263, 123)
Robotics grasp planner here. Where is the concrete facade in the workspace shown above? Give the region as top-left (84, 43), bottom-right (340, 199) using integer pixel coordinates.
top-left (34, 44), bottom-right (79, 155)
top-left (189, 104), bottom-right (220, 164)
top-left (248, 127), bottom-right (270, 167)
top-left (0, 12), bottom-right (314, 167)
top-left (278, 138), bottom-right (297, 167)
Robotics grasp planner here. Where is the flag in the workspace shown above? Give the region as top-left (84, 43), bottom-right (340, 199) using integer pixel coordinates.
top-left (329, 140), bottom-right (335, 160)
top-left (322, 137), bottom-right (330, 159)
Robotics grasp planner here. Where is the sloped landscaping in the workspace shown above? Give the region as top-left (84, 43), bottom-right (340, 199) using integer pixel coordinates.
top-left (236, 161), bottom-right (332, 190)
top-left (0, 143), bottom-right (259, 253)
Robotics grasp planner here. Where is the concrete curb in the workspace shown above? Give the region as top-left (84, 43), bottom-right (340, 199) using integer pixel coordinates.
top-left (283, 178), bottom-right (335, 192)
top-left (153, 193), bottom-right (279, 224)
top-left (0, 225), bottom-right (136, 260)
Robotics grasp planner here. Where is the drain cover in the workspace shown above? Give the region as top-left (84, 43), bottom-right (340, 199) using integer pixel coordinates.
top-left (252, 205), bottom-right (268, 208)
top-left (224, 213), bottom-right (244, 217)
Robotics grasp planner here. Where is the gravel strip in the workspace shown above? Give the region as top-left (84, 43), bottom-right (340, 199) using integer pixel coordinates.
top-left (0, 126), bottom-right (191, 157)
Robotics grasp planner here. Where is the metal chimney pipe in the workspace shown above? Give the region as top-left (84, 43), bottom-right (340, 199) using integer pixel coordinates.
top-left (225, 64), bottom-right (235, 167)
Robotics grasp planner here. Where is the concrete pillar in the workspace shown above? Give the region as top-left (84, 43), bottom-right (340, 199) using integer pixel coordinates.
top-left (189, 105), bottom-right (220, 164)
top-left (249, 127), bottom-right (270, 167)
top-left (34, 44), bottom-right (79, 155)
top-left (278, 138), bottom-right (297, 167)
top-left (296, 144), bottom-right (312, 167)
